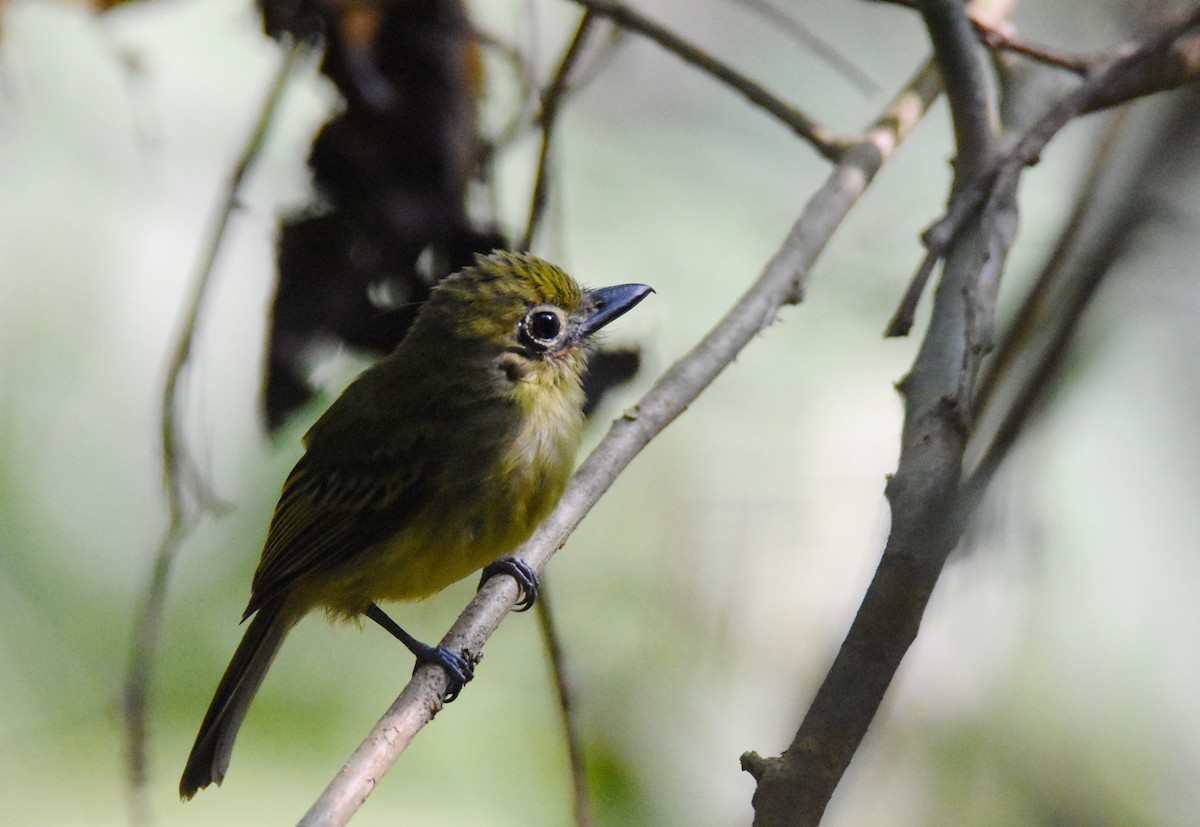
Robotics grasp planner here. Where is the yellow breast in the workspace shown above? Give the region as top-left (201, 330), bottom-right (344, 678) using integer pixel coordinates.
top-left (312, 366), bottom-right (584, 616)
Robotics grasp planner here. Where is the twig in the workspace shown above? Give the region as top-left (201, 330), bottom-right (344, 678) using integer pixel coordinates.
top-left (122, 524), bottom-right (187, 827)
top-left (522, 10), bottom-right (598, 251)
top-left (885, 0), bottom-right (998, 339)
top-left (1078, 19), bottom-right (1200, 112)
top-left (956, 7), bottom-right (1200, 241)
top-left (119, 41), bottom-right (304, 820)
top-left (474, 24), bottom-right (539, 176)
top-left (971, 110), bottom-right (1127, 417)
top-left (971, 20), bottom-right (1091, 75)
top-left (568, 0), bottom-right (849, 161)
top-left (876, 0), bottom-right (1192, 78)
top-left (883, 240), bottom-right (940, 337)
top-left (970, 82), bottom-right (1200, 498)
top-left (886, 6), bottom-right (1200, 336)
top-left (297, 53), bottom-right (944, 827)
top-left (730, 0), bottom-right (878, 95)
top-left (536, 580), bottom-right (596, 827)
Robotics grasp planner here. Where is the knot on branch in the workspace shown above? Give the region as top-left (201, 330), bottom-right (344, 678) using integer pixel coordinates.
top-left (740, 750), bottom-right (772, 780)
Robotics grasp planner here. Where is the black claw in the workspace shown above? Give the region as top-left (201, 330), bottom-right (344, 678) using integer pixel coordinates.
top-left (480, 556), bottom-right (539, 612)
top-left (411, 643), bottom-right (475, 702)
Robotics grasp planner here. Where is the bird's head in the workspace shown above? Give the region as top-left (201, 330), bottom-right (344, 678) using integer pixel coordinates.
top-left (418, 250), bottom-right (653, 390)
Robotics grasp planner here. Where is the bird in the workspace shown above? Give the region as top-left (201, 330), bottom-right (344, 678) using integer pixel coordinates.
top-left (179, 250), bottom-right (652, 799)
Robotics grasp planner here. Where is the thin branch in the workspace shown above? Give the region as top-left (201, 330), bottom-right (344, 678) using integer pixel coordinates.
top-left (884, 0), bottom-right (999, 338)
top-left (297, 55), bottom-right (945, 827)
top-left (972, 20), bottom-right (1091, 75)
top-left (887, 6), bottom-right (1200, 336)
top-left (535, 580), bottom-right (596, 827)
top-left (939, 6), bottom-right (1200, 245)
top-left (568, 0), bottom-right (849, 161)
top-left (884, 247), bottom-right (939, 336)
top-left (969, 82), bottom-right (1200, 498)
top-left (122, 524), bottom-right (187, 827)
top-left (522, 10), bottom-right (598, 251)
top-left (730, 0), bottom-right (878, 95)
top-left (971, 110), bottom-right (1128, 416)
top-left (1078, 19), bottom-right (1200, 111)
top-left (120, 41), bottom-right (303, 819)
top-left (883, 0), bottom-right (1200, 83)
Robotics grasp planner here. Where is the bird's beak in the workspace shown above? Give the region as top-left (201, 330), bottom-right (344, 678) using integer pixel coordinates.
top-left (579, 283), bottom-right (654, 338)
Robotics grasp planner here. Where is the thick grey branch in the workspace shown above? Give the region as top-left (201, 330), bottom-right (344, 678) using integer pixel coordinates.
top-left (918, 0), bottom-right (998, 181)
top-left (746, 1), bottom-right (1018, 823)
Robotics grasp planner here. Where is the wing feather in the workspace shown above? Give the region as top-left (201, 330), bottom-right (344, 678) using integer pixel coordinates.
top-left (242, 452), bottom-right (431, 617)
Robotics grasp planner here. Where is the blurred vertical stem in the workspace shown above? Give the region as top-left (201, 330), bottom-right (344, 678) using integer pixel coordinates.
top-left (521, 13), bottom-right (602, 824)
top-left (120, 40), bottom-right (303, 822)
top-left (536, 578), bottom-right (596, 827)
top-left (523, 9), bottom-right (598, 251)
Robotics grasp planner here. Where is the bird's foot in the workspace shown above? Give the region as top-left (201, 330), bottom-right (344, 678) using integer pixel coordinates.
top-left (410, 641), bottom-right (475, 703)
top-left (366, 602), bottom-right (475, 702)
top-left (479, 556), bottom-right (539, 612)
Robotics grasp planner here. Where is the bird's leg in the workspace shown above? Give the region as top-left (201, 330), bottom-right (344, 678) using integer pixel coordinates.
top-left (478, 557), bottom-right (539, 612)
top-left (364, 603), bottom-right (473, 702)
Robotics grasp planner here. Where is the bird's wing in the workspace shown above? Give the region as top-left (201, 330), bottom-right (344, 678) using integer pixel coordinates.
top-left (242, 451), bottom-right (432, 618)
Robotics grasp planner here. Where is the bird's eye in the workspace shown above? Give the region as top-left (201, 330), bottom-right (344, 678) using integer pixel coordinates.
top-left (524, 310), bottom-right (563, 345)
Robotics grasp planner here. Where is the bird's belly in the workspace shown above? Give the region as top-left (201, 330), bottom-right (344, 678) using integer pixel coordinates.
top-left (370, 521), bottom-right (504, 602)
top-left (307, 398), bottom-right (580, 619)
top-left (312, 476), bottom-right (568, 617)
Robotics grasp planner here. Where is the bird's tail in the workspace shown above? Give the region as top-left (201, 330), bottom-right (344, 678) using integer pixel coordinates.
top-left (180, 596), bottom-right (293, 799)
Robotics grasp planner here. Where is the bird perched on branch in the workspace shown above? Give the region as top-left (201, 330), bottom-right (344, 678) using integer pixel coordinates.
top-left (180, 251), bottom-right (653, 799)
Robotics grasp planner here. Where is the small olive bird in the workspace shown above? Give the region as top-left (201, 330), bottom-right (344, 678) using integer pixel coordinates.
top-left (180, 251), bottom-right (652, 799)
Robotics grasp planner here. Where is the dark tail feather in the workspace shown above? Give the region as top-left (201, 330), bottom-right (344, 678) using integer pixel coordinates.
top-left (180, 597), bottom-right (292, 799)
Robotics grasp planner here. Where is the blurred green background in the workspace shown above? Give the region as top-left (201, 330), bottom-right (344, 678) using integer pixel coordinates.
top-left (3, 0), bottom-right (1200, 824)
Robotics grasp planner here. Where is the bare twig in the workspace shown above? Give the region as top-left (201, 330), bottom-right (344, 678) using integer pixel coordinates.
top-left (877, 0), bottom-right (1194, 79)
top-left (971, 20), bottom-right (1091, 75)
top-left (730, 0), bottom-right (878, 95)
top-left (120, 41), bottom-right (303, 820)
top-left (473, 25), bottom-right (539, 183)
top-left (945, 7), bottom-right (1200, 243)
top-left (536, 580), bottom-right (596, 827)
top-left (885, 0), bottom-right (999, 338)
top-left (883, 234), bottom-right (941, 337)
top-left (971, 110), bottom-right (1128, 417)
top-left (568, 0), bottom-right (849, 161)
top-left (1078, 17), bottom-right (1200, 111)
top-left (886, 6), bottom-right (1200, 336)
top-left (523, 10), bottom-right (598, 251)
top-left (297, 54), bottom-right (944, 827)
top-left (970, 83), bottom-right (1200, 499)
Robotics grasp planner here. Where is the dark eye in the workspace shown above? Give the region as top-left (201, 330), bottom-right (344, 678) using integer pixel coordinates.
top-left (525, 310), bottom-right (562, 344)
